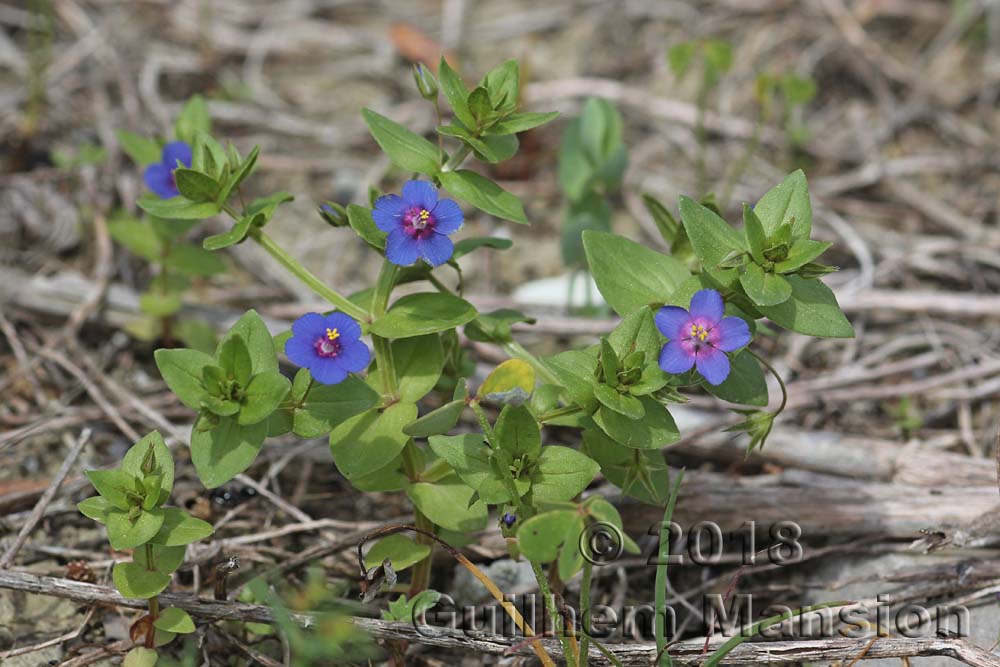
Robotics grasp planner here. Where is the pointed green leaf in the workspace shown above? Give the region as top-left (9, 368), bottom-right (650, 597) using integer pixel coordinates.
top-left (154, 608), bottom-right (196, 634)
top-left (150, 507), bottom-right (214, 546)
top-left (757, 275), bottom-right (854, 338)
top-left (154, 348), bottom-right (214, 409)
top-left (583, 230), bottom-right (690, 316)
top-left (438, 170), bottom-right (527, 224)
top-left (362, 108), bottom-right (440, 175)
top-left (753, 170), bottom-right (812, 239)
top-left (679, 195), bottom-right (745, 269)
top-left (239, 371), bottom-right (290, 425)
top-left (189, 417), bottom-right (268, 488)
top-left (370, 293), bottom-right (477, 339)
top-left (529, 446), bottom-right (599, 502)
top-left (740, 263), bottom-right (792, 307)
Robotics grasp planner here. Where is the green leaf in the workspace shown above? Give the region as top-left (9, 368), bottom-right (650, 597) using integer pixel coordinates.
top-left (704, 350), bottom-right (768, 406)
top-left (362, 108), bottom-right (440, 175)
top-left (392, 334), bottom-right (445, 402)
top-left (292, 375), bottom-right (379, 438)
top-left (488, 111), bottom-right (559, 135)
top-left (218, 145), bottom-right (260, 205)
top-left (137, 194), bottom-right (221, 221)
top-left (246, 192), bottom-right (294, 227)
top-left (593, 384), bottom-right (644, 419)
top-left (164, 243), bottom-right (226, 277)
top-left (529, 446), bottom-right (599, 502)
top-left (438, 170), bottom-right (527, 225)
top-left (240, 371), bottom-right (291, 425)
top-left (106, 508), bottom-right (165, 550)
top-left (593, 396), bottom-right (680, 449)
top-left (464, 308), bottom-right (535, 344)
top-left (330, 403), bottom-right (417, 481)
top-left (481, 60), bottom-right (519, 114)
top-left (517, 510), bottom-right (575, 562)
top-left (757, 275), bottom-right (854, 338)
top-left (703, 40), bottom-right (734, 73)
top-left (150, 507), bottom-right (214, 546)
top-left (452, 236), bottom-right (513, 259)
top-left (774, 239), bottom-right (832, 274)
top-left (743, 204), bottom-right (767, 264)
top-left (116, 130), bottom-right (162, 166)
top-left (154, 608), bottom-right (196, 634)
top-left (544, 349), bottom-right (599, 413)
top-left (370, 293), bottom-right (477, 339)
top-left (608, 306), bottom-right (662, 361)
top-left (439, 58), bottom-right (475, 129)
top-left (740, 263), bottom-right (792, 307)
top-left (139, 290), bottom-right (182, 318)
top-left (479, 359), bottom-right (535, 405)
top-left (753, 170), bottom-right (812, 239)
top-left (154, 348), bottom-right (214, 409)
top-left (347, 204), bottom-right (386, 250)
top-left (108, 216), bottom-right (162, 261)
top-left (113, 561), bottom-right (171, 599)
top-left (219, 310), bottom-right (278, 374)
top-left (78, 496), bottom-right (113, 523)
top-left (475, 134), bottom-right (518, 163)
top-left (122, 431), bottom-right (174, 503)
top-left (583, 230), bottom-right (690, 316)
top-left (123, 647), bottom-right (159, 667)
top-left (558, 515), bottom-right (587, 580)
top-left (364, 534), bottom-right (431, 572)
top-left (216, 335), bottom-right (253, 385)
top-left (582, 429), bottom-right (669, 505)
top-left (84, 469), bottom-right (132, 510)
top-left (667, 42), bottom-right (695, 77)
top-left (190, 417), bottom-right (268, 488)
top-left (679, 196), bottom-right (745, 269)
top-left (134, 544), bottom-right (186, 575)
top-left (495, 404), bottom-right (542, 462)
top-left (404, 400), bottom-right (465, 437)
top-left (174, 168), bottom-right (220, 202)
top-left (202, 214), bottom-right (252, 250)
top-left (406, 478), bottom-right (488, 532)
top-left (174, 95), bottom-right (211, 144)
top-left (428, 434), bottom-right (528, 503)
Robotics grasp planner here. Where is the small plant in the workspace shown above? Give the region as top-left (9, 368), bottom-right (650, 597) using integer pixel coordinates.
top-left (101, 57), bottom-right (852, 666)
top-left (667, 38), bottom-right (734, 193)
top-left (113, 97), bottom-right (225, 351)
top-left (557, 97), bottom-right (628, 308)
top-left (78, 432), bottom-right (214, 667)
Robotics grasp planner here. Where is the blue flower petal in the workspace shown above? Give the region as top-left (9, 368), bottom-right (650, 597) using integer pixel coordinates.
top-left (431, 198), bottom-right (463, 234)
top-left (655, 306), bottom-right (691, 341)
top-left (372, 194), bottom-right (406, 233)
top-left (418, 233), bottom-right (454, 267)
top-left (291, 312), bottom-right (327, 340)
top-left (285, 334), bottom-right (317, 369)
top-left (658, 340), bottom-right (694, 374)
top-left (716, 316), bottom-right (751, 352)
top-left (402, 180), bottom-right (438, 210)
top-left (310, 359), bottom-right (348, 385)
top-left (695, 349), bottom-right (731, 385)
top-left (161, 141), bottom-right (192, 169)
top-left (334, 340), bottom-right (371, 373)
top-left (689, 289), bottom-right (724, 324)
top-left (143, 163), bottom-right (178, 199)
top-left (385, 228), bottom-right (420, 266)
top-left (324, 312), bottom-right (362, 342)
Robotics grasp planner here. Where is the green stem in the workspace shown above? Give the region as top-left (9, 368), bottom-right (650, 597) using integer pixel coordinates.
top-left (748, 348), bottom-right (787, 416)
top-left (441, 144), bottom-right (471, 173)
top-left (246, 227), bottom-right (367, 322)
top-left (144, 543), bottom-right (159, 649)
top-left (537, 404), bottom-right (583, 424)
top-left (401, 443), bottom-right (434, 596)
top-left (371, 261), bottom-right (400, 400)
top-left (654, 469), bottom-right (685, 667)
top-left (580, 559), bottom-right (593, 667)
top-left (503, 341), bottom-right (561, 386)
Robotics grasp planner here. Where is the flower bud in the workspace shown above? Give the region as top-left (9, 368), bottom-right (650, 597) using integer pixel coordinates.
top-left (318, 201), bottom-right (349, 228)
top-left (412, 63), bottom-right (439, 101)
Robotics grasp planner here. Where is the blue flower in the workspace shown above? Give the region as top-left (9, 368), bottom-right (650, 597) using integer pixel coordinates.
top-left (501, 512), bottom-right (517, 527)
top-left (143, 141), bottom-right (193, 199)
top-left (284, 312), bottom-right (371, 385)
top-left (655, 289), bottom-right (751, 386)
top-left (372, 180), bottom-right (464, 267)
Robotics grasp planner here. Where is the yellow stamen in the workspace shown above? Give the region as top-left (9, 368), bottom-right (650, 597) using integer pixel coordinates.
top-left (419, 209), bottom-right (430, 220)
top-left (690, 323), bottom-right (709, 341)
top-left (326, 327), bottom-right (340, 341)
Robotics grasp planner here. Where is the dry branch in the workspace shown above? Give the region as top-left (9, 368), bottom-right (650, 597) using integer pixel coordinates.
top-left (1, 571), bottom-right (998, 667)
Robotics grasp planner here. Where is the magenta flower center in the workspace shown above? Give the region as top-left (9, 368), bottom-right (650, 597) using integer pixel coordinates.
top-left (402, 207), bottom-right (436, 240)
top-left (680, 319), bottom-right (719, 356)
top-left (314, 327), bottom-right (342, 358)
